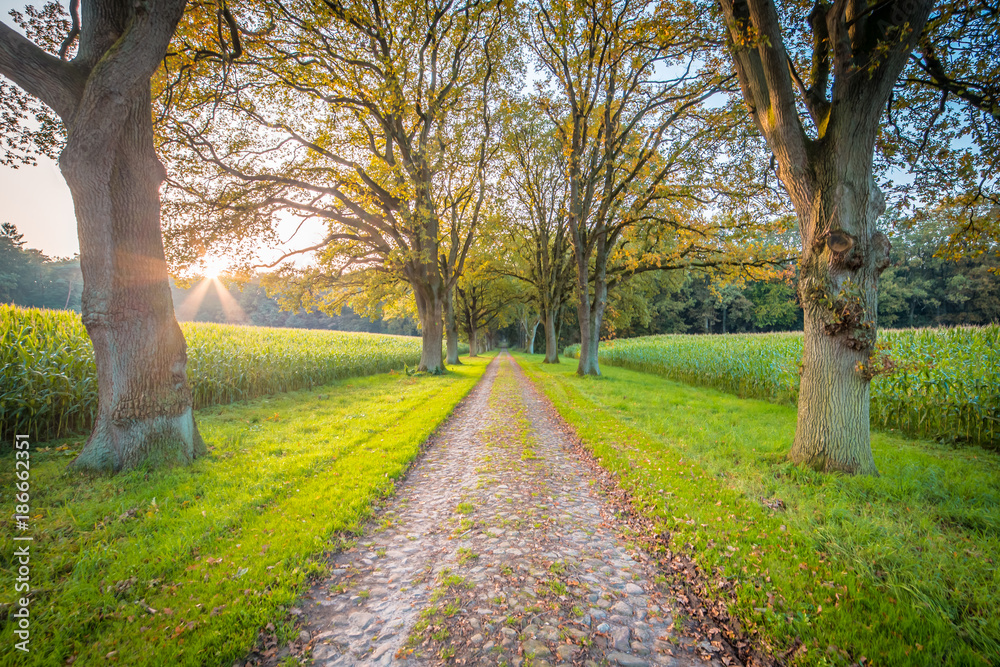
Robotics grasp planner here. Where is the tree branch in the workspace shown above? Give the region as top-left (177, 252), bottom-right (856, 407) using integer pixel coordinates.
top-left (58, 0), bottom-right (81, 60)
top-left (0, 21), bottom-right (84, 120)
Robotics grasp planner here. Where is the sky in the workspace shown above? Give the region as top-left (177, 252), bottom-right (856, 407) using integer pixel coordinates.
top-left (1, 157), bottom-right (77, 257)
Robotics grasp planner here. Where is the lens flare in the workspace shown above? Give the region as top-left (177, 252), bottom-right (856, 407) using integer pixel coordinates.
top-left (202, 255), bottom-right (229, 280)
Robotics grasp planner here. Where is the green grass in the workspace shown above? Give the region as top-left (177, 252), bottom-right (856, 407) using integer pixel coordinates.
top-left (516, 352), bottom-right (1000, 667)
top-left (565, 326), bottom-right (1000, 448)
top-left (0, 356), bottom-right (491, 667)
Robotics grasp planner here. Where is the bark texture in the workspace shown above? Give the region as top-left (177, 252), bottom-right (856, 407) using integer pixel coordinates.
top-left (0, 0), bottom-right (202, 472)
top-left (542, 308), bottom-right (560, 363)
top-left (414, 281), bottom-right (446, 373)
top-left (719, 0), bottom-right (934, 473)
top-left (445, 286), bottom-right (462, 365)
top-left (526, 320), bottom-right (539, 354)
top-left (65, 87), bottom-right (204, 471)
top-left (789, 152), bottom-right (892, 475)
top-left (572, 235), bottom-right (608, 376)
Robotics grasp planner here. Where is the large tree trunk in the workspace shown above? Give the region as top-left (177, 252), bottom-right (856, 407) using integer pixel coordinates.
top-left (444, 285), bottom-right (461, 365)
top-left (573, 251), bottom-right (596, 375)
top-left (0, 0), bottom-right (202, 472)
top-left (414, 285), bottom-right (445, 373)
top-left (717, 0), bottom-right (932, 475)
top-left (786, 154), bottom-right (890, 476)
top-left (575, 246), bottom-right (607, 376)
top-left (793, 311), bottom-right (874, 473)
top-left (64, 87), bottom-right (204, 472)
top-left (542, 307), bottom-right (560, 363)
top-left (578, 291), bottom-right (605, 375)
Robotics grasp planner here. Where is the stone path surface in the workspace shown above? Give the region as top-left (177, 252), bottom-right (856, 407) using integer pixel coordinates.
top-left (294, 353), bottom-right (725, 667)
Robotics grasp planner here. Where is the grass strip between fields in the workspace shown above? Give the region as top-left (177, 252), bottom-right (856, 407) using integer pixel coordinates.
top-left (516, 353), bottom-right (999, 667)
top-left (0, 355), bottom-right (491, 667)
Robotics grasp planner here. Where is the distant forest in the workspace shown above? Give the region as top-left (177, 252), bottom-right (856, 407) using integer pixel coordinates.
top-left (172, 276), bottom-right (421, 335)
top-left (0, 223), bottom-right (418, 335)
top-left (3, 219), bottom-right (997, 340)
top-left (605, 216), bottom-right (999, 339)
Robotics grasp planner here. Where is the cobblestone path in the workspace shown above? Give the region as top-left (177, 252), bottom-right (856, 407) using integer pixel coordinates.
top-left (297, 353), bottom-right (723, 667)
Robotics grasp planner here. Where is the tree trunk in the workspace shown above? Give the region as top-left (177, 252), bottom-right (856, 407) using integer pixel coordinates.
top-left (792, 310), bottom-right (875, 473)
top-left (0, 0), bottom-right (195, 473)
top-left (64, 80), bottom-right (203, 472)
top-left (573, 257), bottom-right (596, 375)
top-left (718, 0), bottom-right (934, 477)
top-left (786, 157), bottom-right (890, 476)
top-left (527, 319), bottom-right (539, 354)
top-left (444, 286), bottom-right (461, 365)
top-left (414, 285), bottom-right (445, 373)
top-left (543, 308), bottom-right (560, 363)
top-left (578, 292), bottom-right (604, 375)
top-left (468, 325), bottom-right (478, 357)
top-left (575, 246), bottom-right (607, 376)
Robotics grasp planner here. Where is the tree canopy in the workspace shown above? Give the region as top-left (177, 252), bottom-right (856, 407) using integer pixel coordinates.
top-left (157, 0), bottom-right (519, 372)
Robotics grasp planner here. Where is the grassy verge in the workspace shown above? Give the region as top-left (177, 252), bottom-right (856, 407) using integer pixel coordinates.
top-left (0, 356), bottom-right (491, 667)
top-left (516, 352), bottom-right (999, 667)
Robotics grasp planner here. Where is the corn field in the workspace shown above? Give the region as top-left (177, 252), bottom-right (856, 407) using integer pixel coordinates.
top-left (566, 325), bottom-right (999, 449)
top-left (1, 305), bottom-right (424, 442)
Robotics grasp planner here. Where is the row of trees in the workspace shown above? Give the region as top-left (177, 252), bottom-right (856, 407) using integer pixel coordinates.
top-left (157, 0), bottom-right (792, 377)
top-left (447, 209), bottom-right (1000, 352)
top-left (6, 212), bottom-right (995, 352)
top-left (1, 0), bottom-right (995, 474)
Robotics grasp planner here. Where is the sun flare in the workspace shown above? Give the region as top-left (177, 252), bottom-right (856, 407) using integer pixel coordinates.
top-left (201, 255), bottom-right (229, 280)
